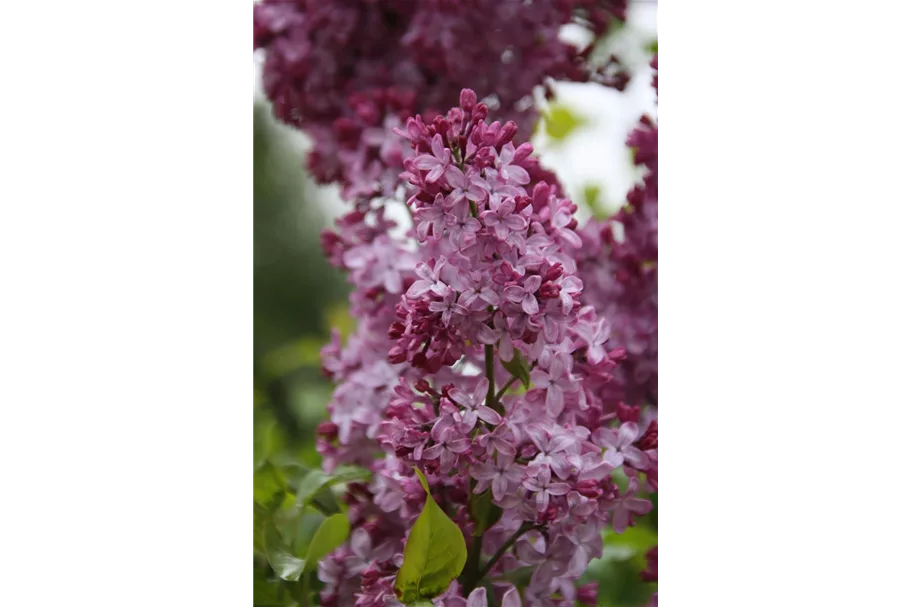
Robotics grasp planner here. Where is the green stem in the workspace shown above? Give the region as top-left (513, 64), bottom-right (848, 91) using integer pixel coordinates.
top-left (476, 522), bottom-right (535, 581)
top-left (460, 529), bottom-right (485, 592)
top-left (484, 344), bottom-right (503, 416)
top-left (459, 345), bottom-right (500, 592)
top-left (484, 345), bottom-right (496, 406)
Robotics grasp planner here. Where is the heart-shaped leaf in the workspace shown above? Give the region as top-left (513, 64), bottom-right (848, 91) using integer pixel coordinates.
top-left (394, 468), bottom-right (468, 604)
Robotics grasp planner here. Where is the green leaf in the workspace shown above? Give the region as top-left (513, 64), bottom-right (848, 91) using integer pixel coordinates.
top-left (414, 467), bottom-right (431, 493)
top-left (254, 503), bottom-right (270, 555)
top-left (394, 468), bottom-right (468, 604)
top-left (293, 509), bottom-right (328, 557)
top-left (254, 407), bottom-right (279, 469)
top-left (296, 470), bottom-right (329, 506)
top-left (542, 105), bottom-right (586, 141)
top-left (469, 489), bottom-right (502, 537)
top-left (303, 513), bottom-right (350, 571)
top-left (501, 351), bottom-right (531, 389)
top-left (254, 462), bottom-right (288, 509)
top-left (264, 523), bottom-right (306, 582)
top-left (296, 465), bottom-right (371, 509)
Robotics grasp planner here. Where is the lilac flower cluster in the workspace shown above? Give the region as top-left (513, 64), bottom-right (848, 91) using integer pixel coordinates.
top-left (576, 54), bottom-right (658, 410)
top-left (253, 0), bottom-right (629, 200)
top-left (315, 90), bottom-right (657, 606)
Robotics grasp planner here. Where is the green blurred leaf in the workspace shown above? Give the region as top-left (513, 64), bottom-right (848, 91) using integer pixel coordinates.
top-left (584, 184), bottom-right (601, 209)
top-left (293, 509), bottom-right (327, 557)
top-left (325, 303), bottom-right (355, 342)
top-left (254, 408), bottom-right (279, 469)
top-left (255, 462), bottom-right (288, 508)
top-left (604, 524), bottom-right (658, 554)
top-left (469, 489), bottom-right (502, 537)
top-left (542, 105), bottom-right (586, 141)
top-left (254, 387), bottom-right (268, 409)
top-left (254, 503), bottom-right (270, 555)
top-left (501, 351), bottom-right (530, 389)
top-left (584, 555), bottom-right (653, 607)
top-left (296, 465), bottom-right (371, 509)
top-left (583, 184), bottom-right (611, 221)
top-left (253, 565), bottom-right (285, 607)
top-left (264, 523), bottom-right (307, 582)
top-left (303, 513), bottom-right (350, 571)
top-left (394, 468), bottom-right (468, 604)
top-left (296, 470), bottom-right (329, 505)
top-left (262, 337), bottom-right (326, 379)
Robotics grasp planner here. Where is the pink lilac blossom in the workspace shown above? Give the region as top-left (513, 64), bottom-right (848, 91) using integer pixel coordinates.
top-left (311, 89), bottom-right (657, 605)
top-left (575, 54), bottom-right (658, 411)
top-left (253, 0), bottom-right (630, 199)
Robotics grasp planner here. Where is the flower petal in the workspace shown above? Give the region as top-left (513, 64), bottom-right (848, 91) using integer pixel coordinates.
top-left (477, 406), bottom-right (502, 425)
top-left (467, 587), bottom-right (488, 607)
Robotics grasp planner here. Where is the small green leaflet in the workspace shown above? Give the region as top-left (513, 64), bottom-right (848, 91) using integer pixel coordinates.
top-left (303, 513), bottom-right (350, 570)
top-left (501, 351), bottom-right (531, 389)
top-left (394, 468), bottom-right (468, 605)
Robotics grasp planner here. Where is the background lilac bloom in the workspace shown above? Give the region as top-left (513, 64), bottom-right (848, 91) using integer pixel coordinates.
top-left (254, 0), bottom-right (630, 198)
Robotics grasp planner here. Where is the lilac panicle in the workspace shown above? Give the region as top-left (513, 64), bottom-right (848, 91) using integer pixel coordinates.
top-left (312, 89), bottom-right (657, 605)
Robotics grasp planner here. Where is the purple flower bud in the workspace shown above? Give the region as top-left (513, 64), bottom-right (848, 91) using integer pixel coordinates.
top-left (460, 88), bottom-right (477, 111)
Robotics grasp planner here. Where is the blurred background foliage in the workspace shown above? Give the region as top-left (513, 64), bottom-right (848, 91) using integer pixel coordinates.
top-left (253, 81), bottom-right (657, 606)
